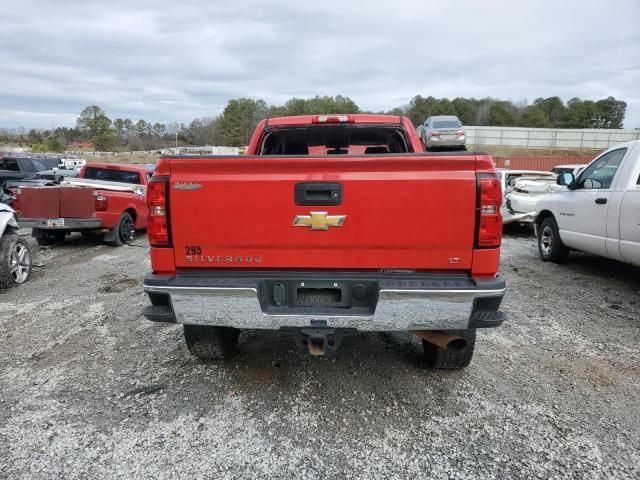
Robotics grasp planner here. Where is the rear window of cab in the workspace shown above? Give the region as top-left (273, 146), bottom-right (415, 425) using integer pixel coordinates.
top-left (83, 167), bottom-right (141, 184)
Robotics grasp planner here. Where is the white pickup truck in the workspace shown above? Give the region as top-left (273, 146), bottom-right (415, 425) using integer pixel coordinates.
top-left (535, 141), bottom-right (640, 267)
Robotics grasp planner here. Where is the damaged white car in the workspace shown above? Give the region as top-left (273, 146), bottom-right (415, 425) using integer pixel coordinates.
top-left (0, 203), bottom-right (32, 290)
top-left (497, 170), bottom-right (558, 224)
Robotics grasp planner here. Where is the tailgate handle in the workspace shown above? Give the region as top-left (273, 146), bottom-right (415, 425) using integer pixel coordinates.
top-left (295, 183), bottom-right (342, 206)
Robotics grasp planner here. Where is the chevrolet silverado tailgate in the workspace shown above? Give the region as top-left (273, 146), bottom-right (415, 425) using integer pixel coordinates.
top-left (168, 155), bottom-right (478, 270)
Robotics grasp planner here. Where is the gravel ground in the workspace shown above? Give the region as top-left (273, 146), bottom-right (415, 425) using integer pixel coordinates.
top-left (1, 230), bottom-right (639, 479)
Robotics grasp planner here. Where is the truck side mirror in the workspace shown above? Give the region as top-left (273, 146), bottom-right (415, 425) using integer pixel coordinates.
top-left (557, 172), bottom-right (575, 188)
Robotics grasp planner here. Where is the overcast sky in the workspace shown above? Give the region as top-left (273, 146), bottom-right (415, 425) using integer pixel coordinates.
top-left (1, 0), bottom-right (639, 129)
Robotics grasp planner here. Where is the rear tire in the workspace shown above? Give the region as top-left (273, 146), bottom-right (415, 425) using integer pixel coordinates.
top-left (538, 217), bottom-right (569, 263)
top-left (105, 212), bottom-right (134, 246)
top-left (183, 325), bottom-right (240, 359)
top-left (422, 329), bottom-right (476, 369)
top-left (35, 229), bottom-right (66, 246)
top-left (0, 234), bottom-right (32, 290)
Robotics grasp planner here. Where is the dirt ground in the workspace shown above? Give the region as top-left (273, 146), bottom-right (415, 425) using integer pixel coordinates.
top-left (0, 229), bottom-right (639, 479)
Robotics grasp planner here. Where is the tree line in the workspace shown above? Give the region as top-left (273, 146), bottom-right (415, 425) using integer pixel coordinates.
top-left (0, 95), bottom-right (627, 151)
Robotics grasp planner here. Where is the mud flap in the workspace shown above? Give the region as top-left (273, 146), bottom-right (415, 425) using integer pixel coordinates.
top-left (102, 229), bottom-right (117, 243)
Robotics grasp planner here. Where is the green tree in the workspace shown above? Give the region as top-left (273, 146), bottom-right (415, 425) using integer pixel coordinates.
top-left (53, 126), bottom-right (80, 146)
top-left (123, 119), bottom-right (134, 138)
top-left (45, 136), bottom-right (64, 152)
top-left (533, 97), bottom-right (566, 127)
top-left (594, 97), bottom-right (626, 128)
top-left (27, 129), bottom-right (43, 144)
top-left (270, 95), bottom-right (360, 117)
top-left (451, 98), bottom-right (479, 125)
top-left (153, 122), bottom-right (167, 137)
top-left (218, 98), bottom-right (269, 146)
top-left (387, 107), bottom-right (405, 116)
top-left (405, 96), bottom-right (439, 125)
top-left (520, 106), bottom-right (551, 128)
top-left (77, 105), bottom-right (113, 150)
top-left (113, 118), bottom-right (125, 142)
top-left (562, 98), bottom-right (598, 128)
top-left (135, 119), bottom-right (148, 137)
top-left (404, 96), bottom-right (476, 126)
top-left (487, 102), bottom-right (516, 126)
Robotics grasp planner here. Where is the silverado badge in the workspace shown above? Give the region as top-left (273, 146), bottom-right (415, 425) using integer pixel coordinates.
top-left (174, 182), bottom-right (203, 191)
top-left (292, 212), bottom-right (346, 231)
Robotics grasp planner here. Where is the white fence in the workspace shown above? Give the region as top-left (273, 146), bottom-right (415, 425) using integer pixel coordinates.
top-left (65, 146), bottom-right (241, 157)
top-left (464, 126), bottom-right (640, 150)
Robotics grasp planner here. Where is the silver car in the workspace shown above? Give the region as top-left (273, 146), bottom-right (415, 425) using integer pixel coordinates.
top-left (417, 115), bottom-right (466, 150)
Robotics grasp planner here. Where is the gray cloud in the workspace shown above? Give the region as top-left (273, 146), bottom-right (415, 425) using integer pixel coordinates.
top-left (1, 0), bottom-right (639, 128)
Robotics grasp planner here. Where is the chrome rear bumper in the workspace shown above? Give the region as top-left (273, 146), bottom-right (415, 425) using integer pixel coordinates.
top-left (19, 217), bottom-right (101, 229)
top-left (143, 273), bottom-right (506, 331)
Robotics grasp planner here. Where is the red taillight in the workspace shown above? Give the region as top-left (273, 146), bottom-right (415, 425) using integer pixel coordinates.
top-left (456, 131), bottom-right (465, 137)
top-left (11, 189), bottom-right (20, 215)
top-left (430, 132), bottom-right (441, 137)
top-left (146, 176), bottom-right (171, 247)
top-left (476, 174), bottom-right (502, 248)
top-left (95, 193), bottom-right (108, 211)
top-left (312, 115), bottom-right (354, 124)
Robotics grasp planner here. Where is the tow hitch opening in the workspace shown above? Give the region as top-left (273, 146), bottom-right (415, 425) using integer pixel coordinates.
top-left (293, 325), bottom-right (344, 356)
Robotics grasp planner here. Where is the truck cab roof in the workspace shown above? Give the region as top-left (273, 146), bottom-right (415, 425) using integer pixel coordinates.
top-left (263, 114), bottom-right (403, 127)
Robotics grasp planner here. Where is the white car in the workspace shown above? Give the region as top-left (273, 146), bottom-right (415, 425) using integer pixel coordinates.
top-left (536, 141), bottom-right (640, 266)
top-left (496, 169), bottom-right (557, 224)
top-left (0, 203), bottom-right (32, 289)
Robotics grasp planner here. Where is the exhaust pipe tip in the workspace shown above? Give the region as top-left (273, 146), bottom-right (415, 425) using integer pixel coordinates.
top-left (447, 338), bottom-right (468, 351)
top-left (412, 330), bottom-right (468, 351)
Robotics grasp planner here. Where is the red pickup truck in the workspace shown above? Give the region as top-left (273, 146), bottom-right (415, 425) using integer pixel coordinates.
top-left (14, 163), bottom-right (150, 246)
top-left (143, 114), bottom-right (506, 368)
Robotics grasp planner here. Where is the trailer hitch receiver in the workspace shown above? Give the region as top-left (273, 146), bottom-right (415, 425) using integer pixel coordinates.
top-left (294, 324), bottom-right (343, 356)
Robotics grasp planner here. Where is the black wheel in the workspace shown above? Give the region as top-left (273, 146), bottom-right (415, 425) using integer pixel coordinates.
top-left (422, 329), bottom-right (476, 369)
top-left (0, 234), bottom-right (32, 290)
top-left (537, 216), bottom-right (569, 263)
top-left (106, 212), bottom-right (134, 246)
top-left (35, 229), bottom-right (65, 246)
top-left (183, 325), bottom-right (240, 359)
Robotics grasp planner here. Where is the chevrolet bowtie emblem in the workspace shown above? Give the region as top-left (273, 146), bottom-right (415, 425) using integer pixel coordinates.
top-left (292, 212), bottom-right (346, 231)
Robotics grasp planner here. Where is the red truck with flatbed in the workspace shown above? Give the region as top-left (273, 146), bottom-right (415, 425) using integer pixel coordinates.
top-left (143, 114), bottom-right (506, 368)
top-left (14, 163), bottom-right (150, 246)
